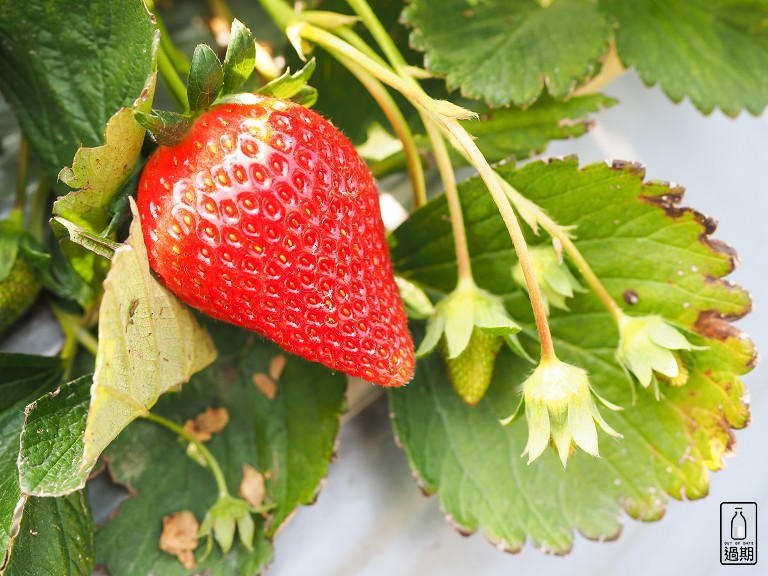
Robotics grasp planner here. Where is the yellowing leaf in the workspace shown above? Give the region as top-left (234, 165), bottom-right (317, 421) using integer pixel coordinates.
top-left (81, 198), bottom-right (217, 471)
top-left (55, 34), bottom-right (159, 234)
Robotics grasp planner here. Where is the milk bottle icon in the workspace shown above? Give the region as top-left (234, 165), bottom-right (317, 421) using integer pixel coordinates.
top-left (731, 507), bottom-right (747, 540)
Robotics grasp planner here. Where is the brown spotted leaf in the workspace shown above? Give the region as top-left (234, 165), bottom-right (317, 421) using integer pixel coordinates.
top-left (389, 157), bottom-right (753, 552)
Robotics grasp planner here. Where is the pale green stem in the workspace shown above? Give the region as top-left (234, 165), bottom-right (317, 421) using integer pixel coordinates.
top-left (143, 411), bottom-right (231, 499)
top-left (334, 27), bottom-right (390, 68)
top-left (344, 0), bottom-right (409, 73)
top-left (257, 0), bottom-right (295, 30)
top-left (333, 51), bottom-right (427, 208)
top-left (77, 327), bottom-right (99, 357)
top-left (422, 119), bottom-right (472, 282)
top-left (50, 303), bottom-right (80, 380)
top-left (158, 44), bottom-right (189, 112)
top-left (297, 24), bottom-right (437, 113)
top-left (14, 135), bottom-right (28, 212)
top-left (28, 177), bottom-right (49, 244)
top-left (440, 118), bottom-right (556, 361)
top-left (292, 16), bottom-right (555, 360)
top-left (145, 0), bottom-right (191, 76)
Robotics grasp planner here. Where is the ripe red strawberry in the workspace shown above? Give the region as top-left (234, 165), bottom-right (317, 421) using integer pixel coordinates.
top-left (137, 98), bottom-right (414, 386)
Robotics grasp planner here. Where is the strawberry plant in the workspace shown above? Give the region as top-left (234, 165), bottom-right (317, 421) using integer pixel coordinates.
top-left (0, 0), bottom-right (762, 574)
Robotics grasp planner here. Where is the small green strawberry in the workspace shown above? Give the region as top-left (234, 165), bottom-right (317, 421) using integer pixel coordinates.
top-left (0, 255), bottom-right (40, 333)
top-left (442, 327), bottom-right (503, 405)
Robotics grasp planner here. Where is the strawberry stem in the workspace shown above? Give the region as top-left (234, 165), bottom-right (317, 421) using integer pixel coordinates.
top-left (145, 0), bottom-right (191, 76)
top-left (28, 176), bottom-right (49, 244)
top-left (423, 120), bottom-right (473, 282)
top-left (143, 411), bottom-right (231, 499)
top-left (502, 179), bottom-right (623, 319)
top-left (262, 0), bottom-right (556, 361)
top-left (14, 134), bottom-right (28, 213)
top-left (344, 0), bottom-right (409, 74)
top-left (158, 40), bottom-right (190, 112)
top-left (439, 120), bottom-right (556, 362)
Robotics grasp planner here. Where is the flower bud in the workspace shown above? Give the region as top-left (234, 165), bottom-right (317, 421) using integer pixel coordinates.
top-left (616, 313), bottom-right (704, 395)
top-left (501, 358), bottom-right (622, 466)
top-left (512, 244), bottom-right (583, 313)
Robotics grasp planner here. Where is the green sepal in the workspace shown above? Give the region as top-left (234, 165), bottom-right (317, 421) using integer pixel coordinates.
top-left (187, 44), bottom-right (224, 112)
top-left (512, 243), bottom-right (584, 313)
top-left (395, 276), bottom-right (435, 319)
top-left (616, 313), bottom-right (706, 394)
top-left (198, 495), bottom-right (255, 555)
top-left (416, 280), bottom-right (520, 359)
top-left (134, 110), bottom-right (190, 148)
top-left (257, 59), bottom-right (317, 101)
top-left (222, 19), bottom-right (256, 96)
top-left (504, 333), bottom-right (535, 364)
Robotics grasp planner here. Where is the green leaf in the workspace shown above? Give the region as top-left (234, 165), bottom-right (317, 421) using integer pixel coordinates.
top-left (600, 0), bottom-right (768, 117)
top-left (3, 491), bottom-right (94, 576)
top-left (0, 0), bottom-right (157, 190)
top-left (389, 158), bottom-right (753, 550)
top-left (18, 376), bottom-right (91, 497)
top-left (82, 199), bottom-right (216, 475)
top-left (96, 321), bottom-right (346, 574)
top-left (257, 58), bottom-right (317, 101)
top-left (188, 45), bottom-right (224, 112)
top-left (222, 19), bottom-right (256, 96)
top-left (0, 353), bottom-right (62, 558)
top-left (403, 0), bottom-right (612, 106)
top-left (54, 64), bottom-right (157, 235)
top-left (464, 93), bottom-right (617, 162)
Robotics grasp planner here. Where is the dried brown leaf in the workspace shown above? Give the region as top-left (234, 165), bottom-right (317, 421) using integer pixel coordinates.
top-left (239, 464), bottom-right (266, 509)
top-left (182, 407), bottom-right (230, 442)
top-left (269, 354), bottom-right (287, 381)
top-left (252, 373), bottom-right (277, 400)
top-left (159, 510), bottom-right (199, 570)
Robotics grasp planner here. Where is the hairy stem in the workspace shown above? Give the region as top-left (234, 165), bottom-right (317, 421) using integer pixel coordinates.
top-left (257, 0), bottom-right (295, 30)
top-left (502, 180), bottom-right (623, 318)
top-left (287, 11), bottom-right (554, 359)
top-left (441, 120), bottom-right (556, 361)
top-left (423, 119), bottom-right (472, 282)
top-left (344, 0), bottom-right (409, 73)
top-left (143, 411), bottom-right (231, 499)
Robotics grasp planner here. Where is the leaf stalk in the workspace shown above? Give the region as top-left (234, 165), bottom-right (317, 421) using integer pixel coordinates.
top-left (143, 411), bottom-right (231, 499)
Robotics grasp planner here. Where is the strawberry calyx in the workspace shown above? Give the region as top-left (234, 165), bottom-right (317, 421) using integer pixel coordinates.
top-left (416, 279), bottom-right (520, 360)
top-left (136, 17), bottom-right (317, 148)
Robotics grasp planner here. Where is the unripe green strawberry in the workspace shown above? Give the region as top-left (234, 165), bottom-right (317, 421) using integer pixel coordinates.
top-left (0, 257), bottom-right (41, 334)
top-left (137, 98), bottom-right (414, 386)
top-left (442, 328), bottom-right (503, 405)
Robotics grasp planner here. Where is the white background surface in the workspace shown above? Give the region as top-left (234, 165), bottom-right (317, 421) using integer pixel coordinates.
top-left (268, 72), bottom-right (768, 576)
